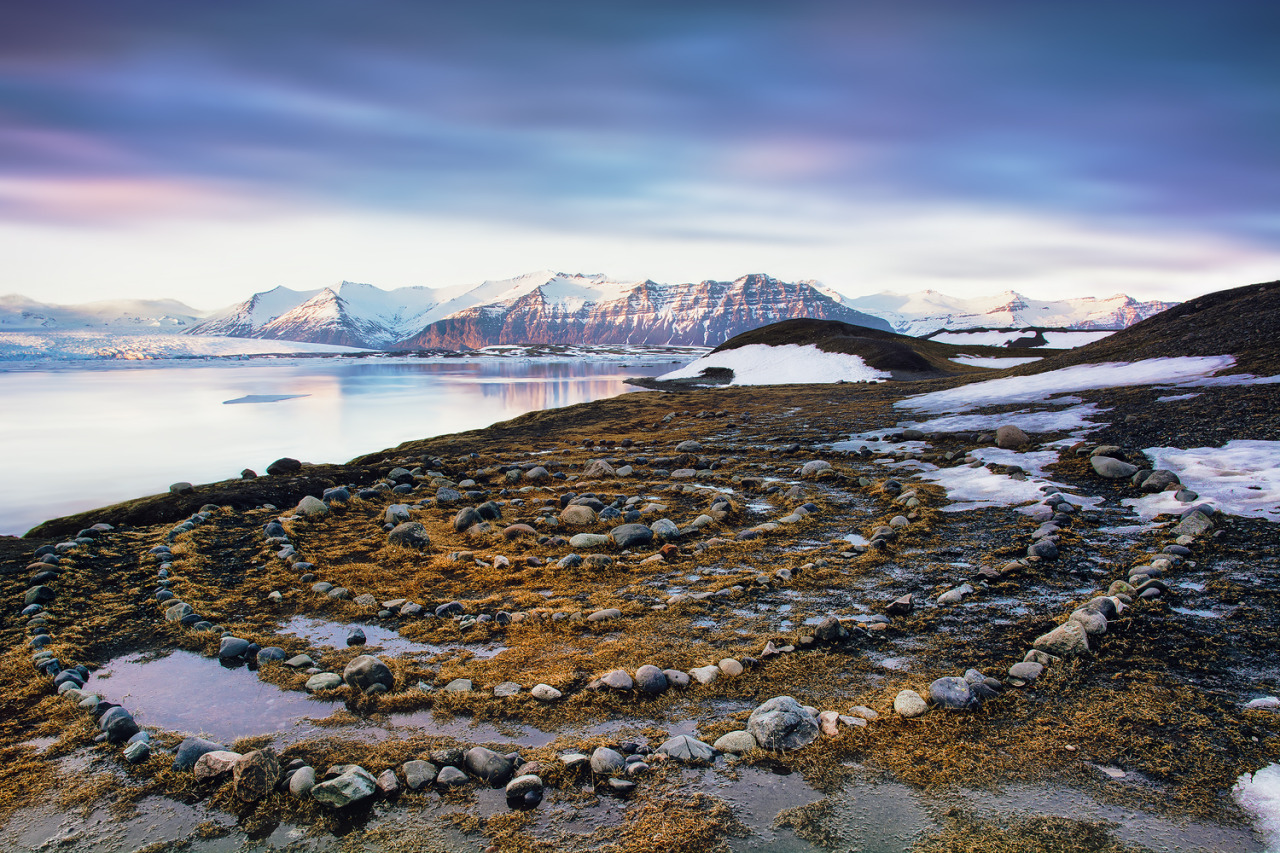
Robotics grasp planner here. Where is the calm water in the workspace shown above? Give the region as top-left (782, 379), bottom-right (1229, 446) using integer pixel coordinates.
top-left (0, 355), bottom-right (679, 535)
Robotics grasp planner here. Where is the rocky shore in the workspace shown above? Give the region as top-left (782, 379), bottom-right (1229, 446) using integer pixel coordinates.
top-left (3, 283), bottom-right (1279, 852)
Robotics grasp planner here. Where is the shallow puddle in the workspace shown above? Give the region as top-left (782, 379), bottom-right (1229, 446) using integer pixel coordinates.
top-left (954, 783), bottom-right (1262, 853)
top-left (87, 650), bottom-right (343, 743)
top-left (4, 796), bottom-right (244, 853)
top-left (376, 708), bottom-right (557, 748)
top-left (281, 615), bottom-right (508, 659)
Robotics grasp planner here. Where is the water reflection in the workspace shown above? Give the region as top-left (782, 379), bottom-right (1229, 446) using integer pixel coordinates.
top-left (282, 615), bottom-right (507, 659)
top-left (85, 650), bottom-right (343, 743)
top-left (0, 355), bottom-right (677, 534)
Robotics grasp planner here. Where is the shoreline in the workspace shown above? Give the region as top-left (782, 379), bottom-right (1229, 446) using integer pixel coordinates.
top-left (3, 373), bottom-right (1277, 852)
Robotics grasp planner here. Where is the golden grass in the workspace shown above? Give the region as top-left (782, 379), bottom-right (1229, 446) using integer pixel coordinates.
top-left (3, 380), bottom-right (1276, 850)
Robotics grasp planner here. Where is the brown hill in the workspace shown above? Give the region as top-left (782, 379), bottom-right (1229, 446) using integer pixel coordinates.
top-left (709, 317), bottom-right (1024, 379)
top-left (1016, 279), bottom-right (1280, 376)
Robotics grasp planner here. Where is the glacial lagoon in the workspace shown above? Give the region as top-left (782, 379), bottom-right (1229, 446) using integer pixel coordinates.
top-left (0, 353), bottom-right (680, 535)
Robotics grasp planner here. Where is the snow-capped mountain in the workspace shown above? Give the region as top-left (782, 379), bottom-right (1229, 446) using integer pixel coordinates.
top-left (396, 272), bottom-right (893, 349)
top-left (187, 280), bottom-right (477, 348)
top-left (838, 290), bottom-right (1175, 336)
top-left (185, 271), bottom-right (890, 350)
top-left (6, 274), bottom-right (1174, 354)
top-left (0, 295), bottom-right (207, 333)
top-left (185, 285), bottom-right (322, 338)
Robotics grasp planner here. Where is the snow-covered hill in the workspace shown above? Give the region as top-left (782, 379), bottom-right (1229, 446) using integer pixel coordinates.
top-left (0, 295), bottom-right (207, 333)
top-left (838, 290), bottom-right (1175, 336)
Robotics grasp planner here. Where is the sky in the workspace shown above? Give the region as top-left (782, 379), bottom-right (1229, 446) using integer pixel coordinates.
top-left (2, 1), bottom-right (1278, 309)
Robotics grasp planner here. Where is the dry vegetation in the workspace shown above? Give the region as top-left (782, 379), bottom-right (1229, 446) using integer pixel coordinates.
top-left (2, 363), bottom-right (1278, 852)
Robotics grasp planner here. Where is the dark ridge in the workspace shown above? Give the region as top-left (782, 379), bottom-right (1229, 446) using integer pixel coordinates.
top-left (706, 317), bottom-right (1031, 380)
top-left (1006, 280), bottom-right (1280, 377)
top-left (22, 467), bottom-right (382, 539)
top-left (920, 325), bottom-right (1119, 339)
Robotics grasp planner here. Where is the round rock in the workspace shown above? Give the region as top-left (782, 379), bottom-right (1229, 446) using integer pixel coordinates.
top-left (388, 522), bottom-right (431, 550)
top-left (747, 695), bottom-right (819, 751)
top-left (342, 655), bottom-right (395, 693)
top-left (928, 677), bottom-right (976, 710)
top-left (894, 689), bottom-right (929, 718)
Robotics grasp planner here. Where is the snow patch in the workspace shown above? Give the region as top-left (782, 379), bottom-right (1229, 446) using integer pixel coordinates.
top-left (931, 330), bottom-right (1115, 348)
top-left (1234, 764), bottom-right (1280, 853)
top-left (916, 465), bottom-right (1055, 512)
top-left (1177, 372), bottom-right (1280, 389)
top-left (898, 356), bottom-right (1237, 414)
top-left (949, 355), bottom-right (1043, 368)
top-left (901, 403), bottom-right (1108, 437)
top-left (830, 438), bottom-right (931, 454)
top-left (1122, 440), bottom-right (1280, 522)
top-left (913, 446), bottom-right (1101, 513)
top-left (968, 448), bottom-right (1062, 479)
top-left (659, 344), bottom-right (890, 386)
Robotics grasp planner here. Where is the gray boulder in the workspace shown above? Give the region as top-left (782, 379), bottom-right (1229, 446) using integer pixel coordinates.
top-left (376, 769), bottom-right (399, 796)
top-left (388, 522), bottom-right (431, 550)
top-left (634, 664), bottom-right (668, 694)
top-left (1007, 662), bottom-right (1044, 685)
top-left (311, 766), bottom-right (378, 808)
top-left (713, 731), bottom-right (757, 754)
top-left (569, 533), bottom-right (610, 549)
top-left (295, 495), bottom-right (328, 517)
top-left (453, 507), bottom-right (481, 532)
top-left (99, 706), bottom-right (140, 743)
top-left (402, 760), bottom-right (437, 790)
top-left (1140, 469), bottom-right (1181, 492)
top-left (928, 676), bottom-right (976, 709)
top-left (599, 670), bottom-right (633, 690)
top-left (1033, 621), bottom-right (1090, 657)
top-left (436, 766), bottom-right (469, 787)
top-left (656, 735), bottom-right (715, 764)
top-left (894, 690), bottom-right (928, 718)
top-left (747, 695), bottom-right (819, 751)
top-left (800, 460), bottom-right (832, 478)
top-left (590, 747), bottom-right (626, 775)
top-left (995, 425), bottom-right (1031, 449)
top-left (342, 655), bottom-right (395, 693)
top-left (289, 765), bottom-right (316, 797)
top-left (505, 773), bottom-right (544, 805)
top-left (464, 746), bottom-right (515, 786)
top-left (173, 736), bottom-right (223, 772)
top-left (609, 523), bottom-right (653, 549)
top-left (218, 637), bottom-right (251, 660)
top-left (1091, 456), bottom-right (1139, 479)
top-left (650, 518), bottom-right (681, 541)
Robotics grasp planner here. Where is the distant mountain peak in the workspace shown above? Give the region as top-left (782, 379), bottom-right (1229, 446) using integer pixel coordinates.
top-left (842, 288), bottom-right (1176, 336)
top-left (137, 272), bottom-right (1180, 348)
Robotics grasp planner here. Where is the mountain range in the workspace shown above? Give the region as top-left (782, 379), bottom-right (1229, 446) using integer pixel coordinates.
top-left (2, 272), bottom-right (1175, 350)
top-left (842, 290), bottom-right (1176, 337)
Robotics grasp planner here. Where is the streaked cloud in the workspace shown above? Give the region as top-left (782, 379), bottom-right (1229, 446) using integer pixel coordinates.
top-left (0, 1), bottom-right (1276, 303)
